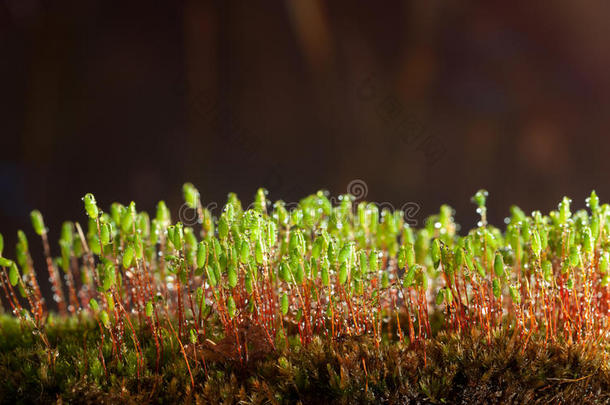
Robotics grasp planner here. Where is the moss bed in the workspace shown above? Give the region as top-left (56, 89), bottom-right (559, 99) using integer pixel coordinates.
top-left (1, 315), bottom-right (609, 404)
top-left (2, 186), bottom-right (610, 403)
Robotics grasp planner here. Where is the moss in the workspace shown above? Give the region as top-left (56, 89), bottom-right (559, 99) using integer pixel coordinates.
top-left (1, 316), bottom-right (609, 404)
top-left (2, 187), bottom-right (610, 402)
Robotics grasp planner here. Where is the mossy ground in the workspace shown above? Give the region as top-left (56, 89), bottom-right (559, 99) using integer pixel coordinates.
top-left (3, 188), bottom-right (610, 403)
top-left (1, 315), bottom-right (609, 404)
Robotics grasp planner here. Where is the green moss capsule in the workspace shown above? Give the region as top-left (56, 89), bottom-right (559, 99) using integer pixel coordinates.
top-left (227, 263), bottom-right (238, 288)
top-left (403, 266), bottom-right (415, 288)
top-left (405, 244), bottom-right (415, 268)
top-left (290, 230), bottom-right (306, 256)
top-left (591, 215), bottom-right (600, 241)
top-left (101, 263), bottom-right (116, 291)
top-left (291, 209), bottom-right (304, 228)
top-left (587, 190), bottom-right (600, 212)
top-left (186, 328), bottom-right (197, 345)
top-left (327, 240), bottom-right (336, 264)
top-left (168, 223), bottom-right (183, 250)
top-left (542, 260), bottom-right (553, 282)
top-left (539, 228), bottom-right (548, 251)
top-left (509, 285), bottom-right (521, 304)
top-left (531, 230), bottom-right (541, 257)
top-left (16, 230), bottom-right (28, 253)
top-left (280, 293), bottom-right (289, 315)
top-left (431, 239), bottom-right (441, 269)
top-left (197, 241), bottom-right (208, 268)
top-left (415, 266), bottom-right (428, 290)
top-left (194, 287), bottom-right (204, 306)
top-left (136, 212), bottom-right (150, 237)
top-left (218, 216), bottom-right (229, 240)
top-left (397, 245), bottom-right (407, 269)
top-left (255, 238), bottom-right (265, 264)
top-left (89, 298), bottom-right (99, 312)
top-left (206, 265), bottom-right (217, 287)
top-left (272, 201), bottom-right (288, 227)
top-left (510, 205), bottom-right (526, 224)
top-left (226, 295), bottom-right (236, 318)
top-left (123, 244), bottom-right (135, 268)
top-left (435, 288), bottom-right (445, 306)
top-left (89, 234), bottom-right (101, 256)
top-left (121, 207), bottom-right (134, 233)
top-left (254, 188), bottom-right (268, 213)
top-left (492, 278), bottom-right (501, 298)
top-left (9, 262), bottom-right (19, 286)
top-left (338, 244), bottom-right (351, 265)
top-left (106, 293), bottom-right (115, 312)
top-left (100, 310), bottom-right (110, 328)
top-left (100, 223), bottom-right (111, 246)
top-left (279, 260), bottom-right (290, 283)
top-left (167, 226), bottom-right (176, 247)
top-left (83, 193), bottom-right (99, 219)
top-left (560, 260), bottom-right (569, 274)
top-left (266, 221), bottom-right (277, 248)
top-left (493, 252), bottom-right (505, 278)
top-left (359, 250), bottom-right (369, 273)
top-left (472, 189), bottom-right (488, 208)
top-left (156, 201), bottom-right (171, 225)
top-left (311, 237), bottom-right (323, 260)
top-left (369, 250), bottom-right (379, 272)
top-left (145, 300), bottom-right (153, 317)
top-left (109, 202), bottom-right (122, 225)
top-left (135, 235), bottom-right (144, 259)
top-left (182, 183), bottom-right (200, 209)
top-left (445, 287), bottom-right (453, 303)
top-left (30, 210), bottom-right (45, 235)
top-left (558, 197), bottom-right (572, 224)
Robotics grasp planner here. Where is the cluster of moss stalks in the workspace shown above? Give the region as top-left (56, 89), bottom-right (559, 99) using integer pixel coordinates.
top-left (1, 185), bottom-right (610, 403)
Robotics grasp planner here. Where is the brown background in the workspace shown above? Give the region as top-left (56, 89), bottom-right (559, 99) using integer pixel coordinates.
top-left (2, 1), bottom-right (610, 298)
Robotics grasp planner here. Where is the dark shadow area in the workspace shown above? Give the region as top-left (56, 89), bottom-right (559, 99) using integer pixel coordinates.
top-left (2, 1), bottom-right (609, 298)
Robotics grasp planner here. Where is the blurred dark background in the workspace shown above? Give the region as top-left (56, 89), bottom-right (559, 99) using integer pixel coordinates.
top-left (2, 1), bottom-right (610, 275)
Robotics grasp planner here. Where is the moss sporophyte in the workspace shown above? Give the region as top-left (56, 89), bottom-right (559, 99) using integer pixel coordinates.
top-left (1, 186), bottom-right (610, 403)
